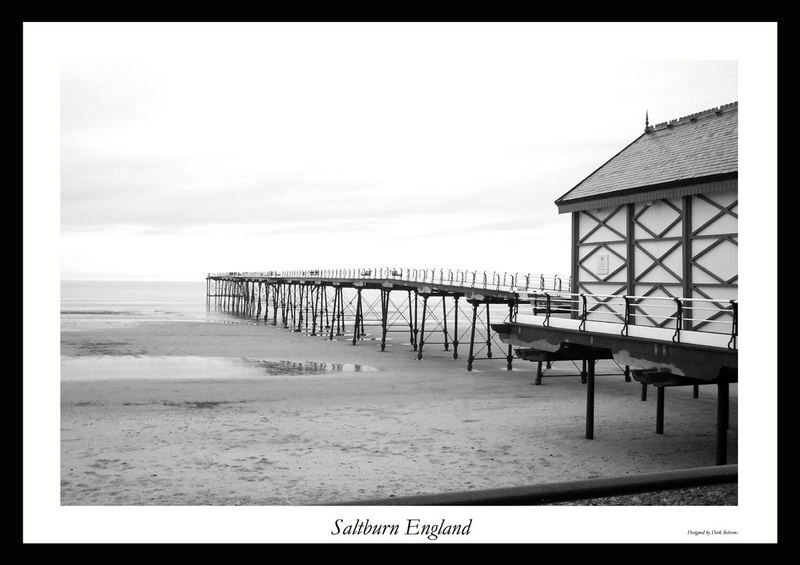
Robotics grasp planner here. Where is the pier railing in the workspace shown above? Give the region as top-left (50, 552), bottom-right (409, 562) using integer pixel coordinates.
top-left (518, 290), bottom-right (737, 349)
top-left (209, 268), bottom-right (570, 293)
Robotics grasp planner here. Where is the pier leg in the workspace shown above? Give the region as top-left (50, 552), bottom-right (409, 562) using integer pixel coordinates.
top-left (624, 365), bottom-right (631, 382)
top-left (693, 384), bottom-right (699, 399)
top-left (716, 380), bottom-right (729, 465)
top-left (256, 282), bottom-right (262, 318)
top-left (292, 285), bottom-right (297, 326)
top-left (380, 289), bottom-right (389, 352)
top-left (329, 288), bottom-right (338, 340)
top-left (413, 291), bottom-right (419, 351)
top-left (339, 288), bottom-right (346, 337)
top-left (352, 289), bottom-right (362, 345)
top-left (281, 285), bottom-right (288, 328)
top-left (535, 361), bottom-right (543, 385)
top-left (299, 285), bottom-right (305, 331)
top-left (407, 290), bottom-right (415, 350)
top-left (485, 305), bottom-right (493, 359)
top-left (452, 296), bottom-right (459, 359)
top-left (273, 284), bottom-right (279, 326)
top-left (296, 285), bottom-right (304, 332)
top-left (581, 359), bottom-right (587, 384)
top-left (417, 295), bottom-right (428, 360)
top-left (641, 383), bottom-right (648, 401)
top-left (305, 285), bottom-right (311, 333)
top-left (287, 284), bottom-right (292, 327)
top-left (250, 282), bottom-right (255, 316)
top-left (506, 301), bottom-right (514, 370)
top-left (467, 301), bottom-right (478, 371)
top-left (332, 288), bottom-right (339, 337)
top-left (442, 297), bottom-right (449, 352)
top-left (280, 285), bottom-right (286, 326)
top-left (267, 283), bottom-right (272, 322)
top-left (546, 360), bottom-right (551, 369)
top-left (294, 284), bottom-right (299, 329)
top-left (337, 288), bottom-right (344, 337)
top-left (311, 286), bottom-right (318, 336)
top-left (265, 283), bottom-right (270, 323)
top-left (322, 286), bottom-right (329, 329)
top-left (286, 285), bottom-right (292, 328)
top-left (586, 358), bottom-right (595, 440)
top-left (360, 292), bottom-right (365, 338)
top-left (656, 387), bottom-right (665, 435)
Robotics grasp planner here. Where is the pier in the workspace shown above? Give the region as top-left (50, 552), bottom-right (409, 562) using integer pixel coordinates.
top-left (205, 268), bottom-right (565, 372)
top-left (206, 267), bottom-right (737, 465)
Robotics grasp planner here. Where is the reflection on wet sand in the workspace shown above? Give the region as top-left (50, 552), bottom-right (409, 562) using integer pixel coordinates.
top-left (244, 358), bottom-right (371, 375)
top-left (60, 354), bottom-right (377, 382)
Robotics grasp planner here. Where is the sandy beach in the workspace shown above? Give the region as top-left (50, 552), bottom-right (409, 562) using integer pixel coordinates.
top-left (61, 320), bottom-right (737, 505)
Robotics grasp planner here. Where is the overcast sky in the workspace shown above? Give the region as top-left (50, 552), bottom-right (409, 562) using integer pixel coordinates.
top-left (59, 26), bottom-right (738, 281)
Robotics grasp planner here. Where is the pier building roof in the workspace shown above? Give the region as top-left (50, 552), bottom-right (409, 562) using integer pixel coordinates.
top-left (555, 102), bottom-right (738, 213)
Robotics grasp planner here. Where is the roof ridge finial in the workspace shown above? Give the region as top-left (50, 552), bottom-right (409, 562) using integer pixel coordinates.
top-left (645, 110), bottom-right (650, 132)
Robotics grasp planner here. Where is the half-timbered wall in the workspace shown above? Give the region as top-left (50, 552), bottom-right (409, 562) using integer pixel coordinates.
top-left (574, 205), bottom-right (629, 321)
top-left (689, 189), bottom-right (738, 333)
top-left (632, 196), bottom-right (685, 328)
top-left (571, 185), bottom-right (737, 331)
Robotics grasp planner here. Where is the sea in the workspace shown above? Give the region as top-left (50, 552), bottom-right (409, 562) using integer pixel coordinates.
top-left (60, 280), bottom-right (377, 380)
top-left (61, 280), bottom-right (217, 332)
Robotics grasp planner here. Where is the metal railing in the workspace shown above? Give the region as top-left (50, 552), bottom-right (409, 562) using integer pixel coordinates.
top-left (208, 268), bottom-right (570, 293)
top-left (517, 290), bottom-right (738, 349)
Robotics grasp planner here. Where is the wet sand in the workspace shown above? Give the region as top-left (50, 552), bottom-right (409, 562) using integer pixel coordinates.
top-left (61, 320), bottom-right (737, 505)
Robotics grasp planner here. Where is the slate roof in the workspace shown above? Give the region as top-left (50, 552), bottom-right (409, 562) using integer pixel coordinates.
top-left (555, 102), bottom-right (738, 207)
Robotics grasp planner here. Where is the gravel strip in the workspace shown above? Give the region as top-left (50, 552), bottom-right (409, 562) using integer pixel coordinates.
top-left (550, 483), bottom-right (737, 505)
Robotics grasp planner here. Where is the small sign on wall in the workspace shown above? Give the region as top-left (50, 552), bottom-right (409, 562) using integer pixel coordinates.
top-left (597, 253), bottom-right (609, 276)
